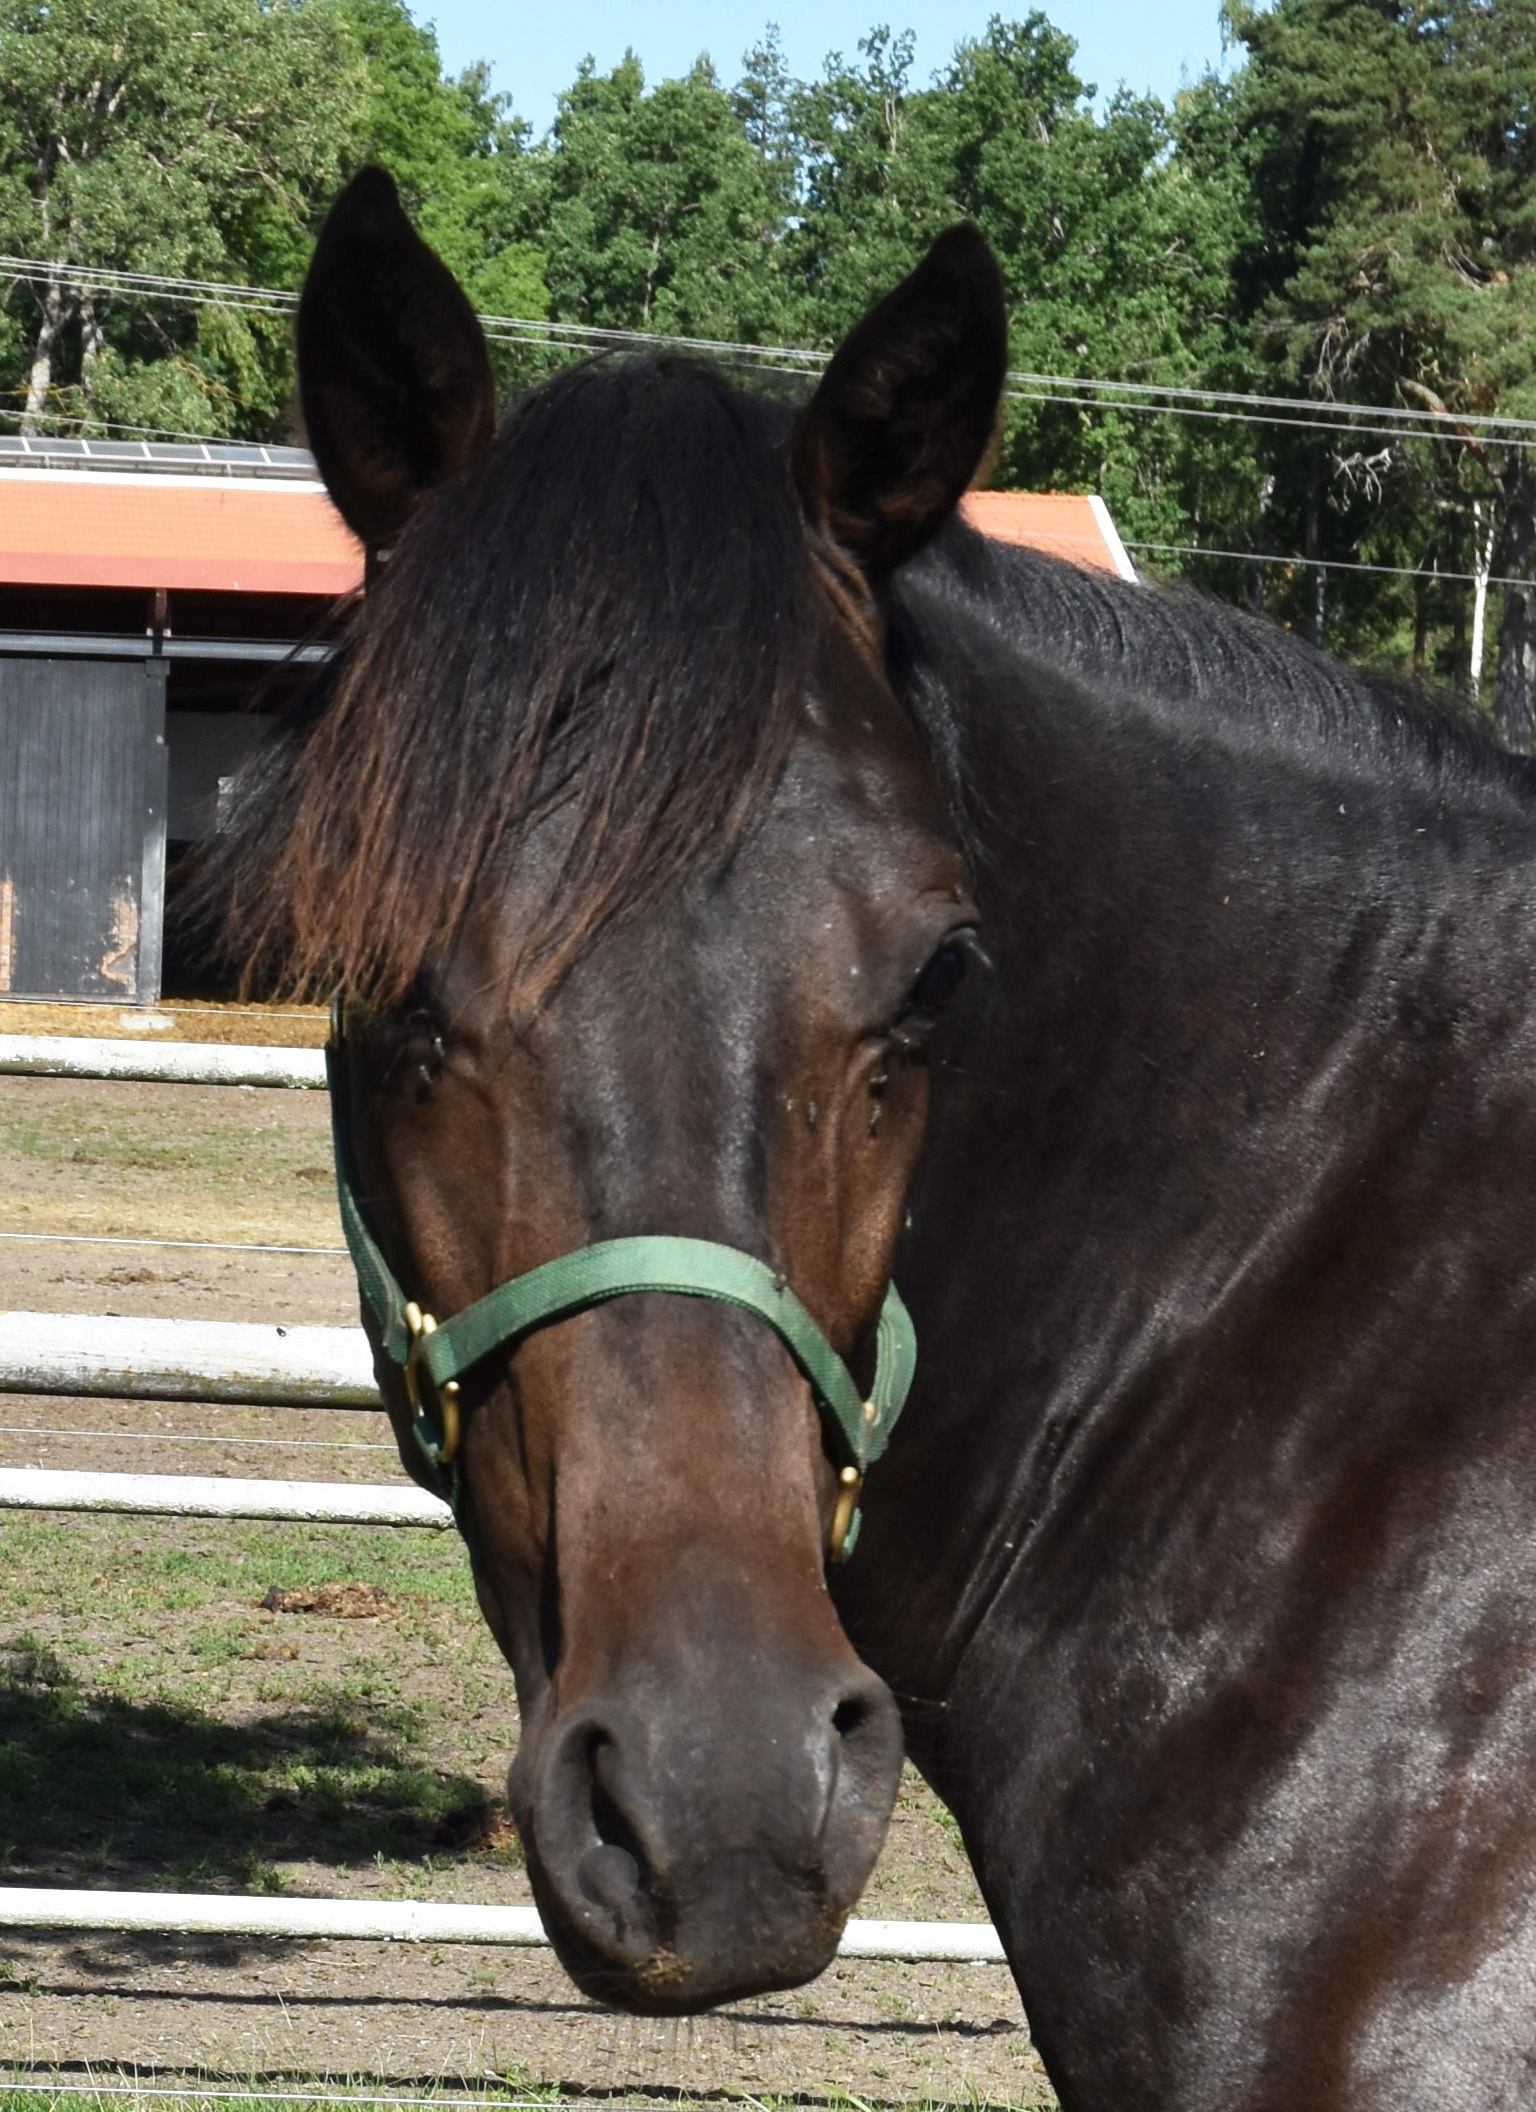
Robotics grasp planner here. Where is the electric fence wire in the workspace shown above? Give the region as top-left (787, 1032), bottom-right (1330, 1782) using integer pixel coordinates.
top-left (995, 386), bottom-right (1536, 452)
top-left (6, 382), bottom-right (1522, 455)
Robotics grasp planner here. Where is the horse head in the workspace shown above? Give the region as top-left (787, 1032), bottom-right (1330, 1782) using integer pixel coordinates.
top-left (239, 166), bottom-right (1004, 2012)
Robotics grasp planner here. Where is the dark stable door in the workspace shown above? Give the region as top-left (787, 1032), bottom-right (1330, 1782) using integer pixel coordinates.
top-left (0, 655), bottom-right (167, 1002)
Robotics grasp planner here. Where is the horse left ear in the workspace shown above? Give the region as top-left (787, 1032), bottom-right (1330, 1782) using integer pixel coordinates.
top-left (298, 165), bottom-right (497, 554)
top-left (792, 225), bottom-right (1007, 575)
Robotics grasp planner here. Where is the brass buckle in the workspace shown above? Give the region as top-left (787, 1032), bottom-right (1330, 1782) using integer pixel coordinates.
top-left (403, 1301), bottom-right (462, 1464)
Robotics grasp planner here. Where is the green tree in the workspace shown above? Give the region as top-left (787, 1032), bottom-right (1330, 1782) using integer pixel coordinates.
top-left (785, 27), bottom-right (945, 331)
top-left (0, 0), bottom-right (364, 437)
top-left (935, 24), bottom-right (1253, 555)
top-left (733, 23), bottom-right (800, 230)
top-left (778, 19), bottom-right (1254, 558)
top-left (338, 0), bottom-right (546, 324)
top-left (541, 50), bottom-right (797, 343)
top-left (1223, 0), bottom-right (1536, 717)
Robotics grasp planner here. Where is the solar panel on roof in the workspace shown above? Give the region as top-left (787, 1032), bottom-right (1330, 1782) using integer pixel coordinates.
top-left (0, 435), bottom-right (318, 479)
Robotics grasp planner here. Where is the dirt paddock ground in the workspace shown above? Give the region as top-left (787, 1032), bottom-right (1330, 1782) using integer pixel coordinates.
top-left (0, 1051), bottom-right (1055, 2107)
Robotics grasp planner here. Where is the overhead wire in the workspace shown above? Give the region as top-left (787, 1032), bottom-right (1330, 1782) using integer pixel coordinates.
top-left (0, 401), bottom-right (260, 444)
top-left (1124, 541), bottom-right (1529, 591)
top-left (1010, 367), bottom-right (1536, 437)
top-left (994, 387), bottom-right (1533, 451)
top-left (2, 252), bottom-right (1532, 597)
top-left (2, 251), bottom-right (1532, 446)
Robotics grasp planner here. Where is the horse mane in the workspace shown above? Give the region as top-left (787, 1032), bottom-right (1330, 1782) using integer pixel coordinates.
top-left (197, 355), bottom-right (813, 1006)
top-left (195, 354), bottom-right (1532, 1007)
top-left (897, 520), bottom-right (1536, 811)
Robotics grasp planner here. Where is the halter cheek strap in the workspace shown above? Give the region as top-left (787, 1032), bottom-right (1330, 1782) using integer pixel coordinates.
top-left (325, 1021), bottom-right (917, 1561)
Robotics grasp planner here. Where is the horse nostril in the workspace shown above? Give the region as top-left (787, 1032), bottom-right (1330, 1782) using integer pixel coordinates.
top-left (580, 1767), bottom-right (650, 1909)
top-left (832, 1695), bottom-right (869, 1740)
top-left (579, 1841), bottom-right (642, 1908)
top-left (822, 1674), bottom-right (905, 1903)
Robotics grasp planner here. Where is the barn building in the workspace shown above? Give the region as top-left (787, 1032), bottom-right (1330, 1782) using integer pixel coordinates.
top-left (0, 440), bottom-right (1133, 1005)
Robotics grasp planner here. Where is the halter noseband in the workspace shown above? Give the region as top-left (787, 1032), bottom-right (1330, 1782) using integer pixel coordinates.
top-left (326, 1010), bottom-right (917, 1561)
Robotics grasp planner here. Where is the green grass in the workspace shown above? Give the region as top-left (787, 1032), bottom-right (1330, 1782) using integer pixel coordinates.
top-left (0, 1075), bottom-right (343, 1242)
top-left (0, 1094), bottom-right (328, 1186)
top-left (0, 1508), bottom-right (1052, 2103)
top-left (0, 1515), bottom-right (513, 1892)
top-left (0, 1518), bottom-right (478, 1619)
top-left (0, 1643), bottom-right (496, 1885)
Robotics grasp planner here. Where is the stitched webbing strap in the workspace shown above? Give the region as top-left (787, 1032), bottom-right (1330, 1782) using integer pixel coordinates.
top-left (421, 1239), bottom-right (913, 1471)
top-left (326, 1036), bottom-right (917, 1477)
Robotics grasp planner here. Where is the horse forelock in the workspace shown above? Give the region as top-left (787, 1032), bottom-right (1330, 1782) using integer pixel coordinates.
top-left (202, 355), bottom-right (819, 1006)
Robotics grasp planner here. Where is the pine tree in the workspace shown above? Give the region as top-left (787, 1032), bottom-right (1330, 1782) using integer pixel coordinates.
top-left (1224, 0), bottom-right (1536, 717)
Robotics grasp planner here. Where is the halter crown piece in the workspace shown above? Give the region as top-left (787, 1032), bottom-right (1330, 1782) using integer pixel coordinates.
top-left (326, 1004), bottom-right (918, 1561)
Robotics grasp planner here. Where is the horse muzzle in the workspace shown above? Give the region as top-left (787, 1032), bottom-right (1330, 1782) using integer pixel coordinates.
top-left (509, 1661), bottom-right (904, 2012)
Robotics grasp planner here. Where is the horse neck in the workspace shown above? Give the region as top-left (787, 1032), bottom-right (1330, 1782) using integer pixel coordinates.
top-left (837, 543), bottom-right (1536, 1752)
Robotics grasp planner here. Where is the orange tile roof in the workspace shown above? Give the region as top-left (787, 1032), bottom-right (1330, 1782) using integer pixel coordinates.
top-left (960, 490), bottom-right (1135, 579)
top-left (0, 472), bottom-right (363, 595)
top-left (0, 472), bottom-right (1130, 598)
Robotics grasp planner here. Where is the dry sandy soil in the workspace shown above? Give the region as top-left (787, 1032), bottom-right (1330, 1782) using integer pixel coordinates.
top-left (0, 999), bottom-right (331, 1049)
top-left (0, 1067), bottom-right (1055, 2106)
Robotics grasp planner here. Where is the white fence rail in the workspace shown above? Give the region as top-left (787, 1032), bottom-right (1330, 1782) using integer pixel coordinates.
top-left (0, 1311), bottom-right (376, 1406)
top-left (0, 1886), bottom-right (1006, 1963)
top-left (0, 1035), bottom-right (326, 1089)
top-left (0, 1466), bottom-right (448, 1529)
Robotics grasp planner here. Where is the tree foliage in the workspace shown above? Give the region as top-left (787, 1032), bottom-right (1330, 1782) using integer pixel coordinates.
top-left (0, 0), bottom-right (1533, 726)
top-left (1222, 0), bottom-right (1536, 701)
top-left (0, 0), bottom-right (364, 433)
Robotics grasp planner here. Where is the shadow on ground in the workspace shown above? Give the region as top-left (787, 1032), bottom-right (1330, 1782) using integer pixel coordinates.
top-left (0, 1642), bottom-right (503, 1887)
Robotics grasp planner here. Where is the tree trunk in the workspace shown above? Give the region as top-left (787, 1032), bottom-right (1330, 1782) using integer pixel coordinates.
top-left (1496, 455), bottom-right (1536, 752)
top-left (80, 295), bottom-right (104, 380)
top-left (1471, 497), bottom-right (1495, 705)
top-left (1249, 473), bottom-right (1273, 617)
top-left (21, 274), bottom-right (72, 434)
top-left (1305, 444), bottom-right (1325, 649)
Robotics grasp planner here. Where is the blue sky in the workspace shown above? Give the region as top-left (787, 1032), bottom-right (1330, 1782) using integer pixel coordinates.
top-left (422, 0), bottom-right (1234, 134)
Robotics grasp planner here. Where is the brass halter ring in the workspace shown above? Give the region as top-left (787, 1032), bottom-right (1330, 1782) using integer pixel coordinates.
top-left (829, 1465), bottom-right (864, 1563)
top-left (402, 1301), bottom-right (462, 1465)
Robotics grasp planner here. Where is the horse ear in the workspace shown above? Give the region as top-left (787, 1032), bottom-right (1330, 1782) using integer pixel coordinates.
top-left (792, 224), bottom-right (1007, 574)
top-left (298, 165), bottom-right (496, 553)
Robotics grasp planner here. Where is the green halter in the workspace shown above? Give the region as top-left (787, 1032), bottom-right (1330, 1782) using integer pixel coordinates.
top-left (325, 1018), bottom-right (917, 1561)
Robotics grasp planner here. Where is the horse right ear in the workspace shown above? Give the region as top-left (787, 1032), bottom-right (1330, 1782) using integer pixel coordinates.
top-left (298, 166), bottom-right (496, 554)
top-left (792, 224), bottom-right (1007, 575)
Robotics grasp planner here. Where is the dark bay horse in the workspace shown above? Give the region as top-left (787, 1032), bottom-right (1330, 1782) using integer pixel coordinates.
top-left (207, 164), bottom-right (1536, 2105)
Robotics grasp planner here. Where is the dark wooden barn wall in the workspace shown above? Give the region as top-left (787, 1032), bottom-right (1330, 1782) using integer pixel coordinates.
top-left (0, 655), bottom-right (167, 1002)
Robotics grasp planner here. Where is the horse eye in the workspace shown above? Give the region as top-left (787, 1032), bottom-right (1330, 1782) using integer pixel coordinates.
top-left (911, 938), bottom-right (970, 1014)
top-left (400, 1007), bottom-right (446, 1093)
